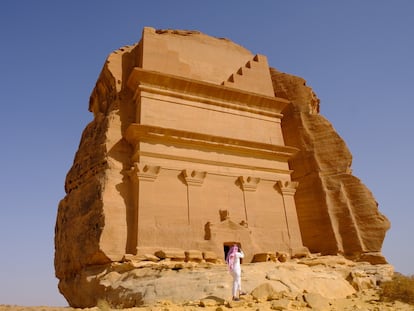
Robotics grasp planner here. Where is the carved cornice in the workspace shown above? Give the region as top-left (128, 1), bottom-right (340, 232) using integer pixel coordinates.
top-left (238, 176), bottom-right (260, 192)
top-left (125, 124), bottom-right (299, 162)
top-left (134, 151), bottom-right (293, 175)
top-left (127, 68), bottom-right (289, 117)
top-left (181, 169), bottom-right (207, 187)
top-left (276, 180), bottom-right (299, 196)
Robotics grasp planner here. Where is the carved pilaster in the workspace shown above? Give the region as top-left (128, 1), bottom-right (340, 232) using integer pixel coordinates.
top-left (181, 169), bottom-right (207, 225)
top-left (182, 169), bottom-right (207, 187)
top-left (238, 176), bottom-right (260, 192)
top-left (276, 180), bottom-right (303, 251)
top-left (238, 176), bottom-right (260, 225)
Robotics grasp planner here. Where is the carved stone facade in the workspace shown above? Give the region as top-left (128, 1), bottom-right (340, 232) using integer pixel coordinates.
top-left (55, 27), bottom-right (390, 307)
top-left (121, 28), bottom-right (306, 260)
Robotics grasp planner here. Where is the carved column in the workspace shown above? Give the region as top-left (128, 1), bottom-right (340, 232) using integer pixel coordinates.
top-left (182, 169), bottom-right (207, 224)
top-left (238, 176), bottom-right (260, 224)
top-left (276, 180), bottom-right (303, 250)
top-left (128, 162), bottom-right (160, 253)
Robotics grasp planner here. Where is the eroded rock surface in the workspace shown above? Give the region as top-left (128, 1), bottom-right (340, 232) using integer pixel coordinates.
top-left (271, 69), bottom-right (390, 262)
top-left (58, 255), bottom-right (394, 308)
top-left (55, 28), bottom-right (390, 308)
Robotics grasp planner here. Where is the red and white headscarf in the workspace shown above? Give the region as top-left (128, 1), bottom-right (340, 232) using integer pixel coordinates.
top-left (226, 245), bottom-right (238, 272)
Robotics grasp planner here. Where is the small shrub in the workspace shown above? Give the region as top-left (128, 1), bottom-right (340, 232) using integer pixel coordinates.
top-left (379, 273), bottom-right (414, 305)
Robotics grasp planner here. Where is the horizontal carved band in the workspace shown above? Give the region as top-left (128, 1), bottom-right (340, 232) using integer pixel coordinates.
top-left (127, 68), bottom-right (289, 117)
top-left (125, 124), bottom-right (298, 161)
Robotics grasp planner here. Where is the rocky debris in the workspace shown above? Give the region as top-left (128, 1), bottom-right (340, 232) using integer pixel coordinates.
top-left (303, 292), bottom-right (331, 310)
top-left (56, 253), bottom-right (398, 309)
top-left (2, 284), bottom-right (414, 310)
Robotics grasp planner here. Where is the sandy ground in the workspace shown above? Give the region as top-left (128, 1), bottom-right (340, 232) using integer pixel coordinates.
top-left (1, 291), bottom-right (413, 311)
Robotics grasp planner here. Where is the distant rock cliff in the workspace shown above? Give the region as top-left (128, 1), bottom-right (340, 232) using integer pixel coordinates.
top-left (55, 27), bottom-right (390, 308)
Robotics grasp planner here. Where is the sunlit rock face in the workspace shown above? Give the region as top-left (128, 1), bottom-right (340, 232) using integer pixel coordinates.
top-left (271, 69), bottom-right (390, 262)
top-left (54, 27), bottom-right (390, 308)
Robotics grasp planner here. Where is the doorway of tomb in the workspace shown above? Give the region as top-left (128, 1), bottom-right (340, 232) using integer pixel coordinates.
top-left (223, 241), bottom-right (242, 263)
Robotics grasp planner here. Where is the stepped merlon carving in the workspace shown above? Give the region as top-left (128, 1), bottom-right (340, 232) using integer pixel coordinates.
top-left (222, 54), bottom-right (275, 97)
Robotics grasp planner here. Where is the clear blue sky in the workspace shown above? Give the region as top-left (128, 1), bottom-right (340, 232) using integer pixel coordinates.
top-left (1, 1), bottom-right (413, 307)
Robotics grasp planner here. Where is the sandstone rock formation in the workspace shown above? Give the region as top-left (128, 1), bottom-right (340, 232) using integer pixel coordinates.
top-left (55, 27), bottom-right (390, 307)
top-left (271, 70), bottom-right (390, 263)
top-left (3, 259), bottom-right (414, 311)
top-left (53, 255), bottom-right (394, 308)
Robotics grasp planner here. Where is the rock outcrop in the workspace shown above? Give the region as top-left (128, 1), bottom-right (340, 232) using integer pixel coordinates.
top-left (271, 70), bottom-right (390, 262)
top-left (55, 254), bottom-right (395, 308)
top-left (55, 27), bottom-right (390, 307)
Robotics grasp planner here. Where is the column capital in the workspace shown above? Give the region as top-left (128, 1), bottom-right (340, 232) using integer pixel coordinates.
top-left (276, 180), bottom-right (299, 196)
top-left (238, 176), bottom-right (260, 192)
top-left (127, 162), bottom-right (161, 182)
top-left (182, 169), bottom-right (207, 187)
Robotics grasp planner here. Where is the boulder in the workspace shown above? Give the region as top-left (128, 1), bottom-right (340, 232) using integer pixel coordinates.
top-left (155, 249), bottom-right (186, 261)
